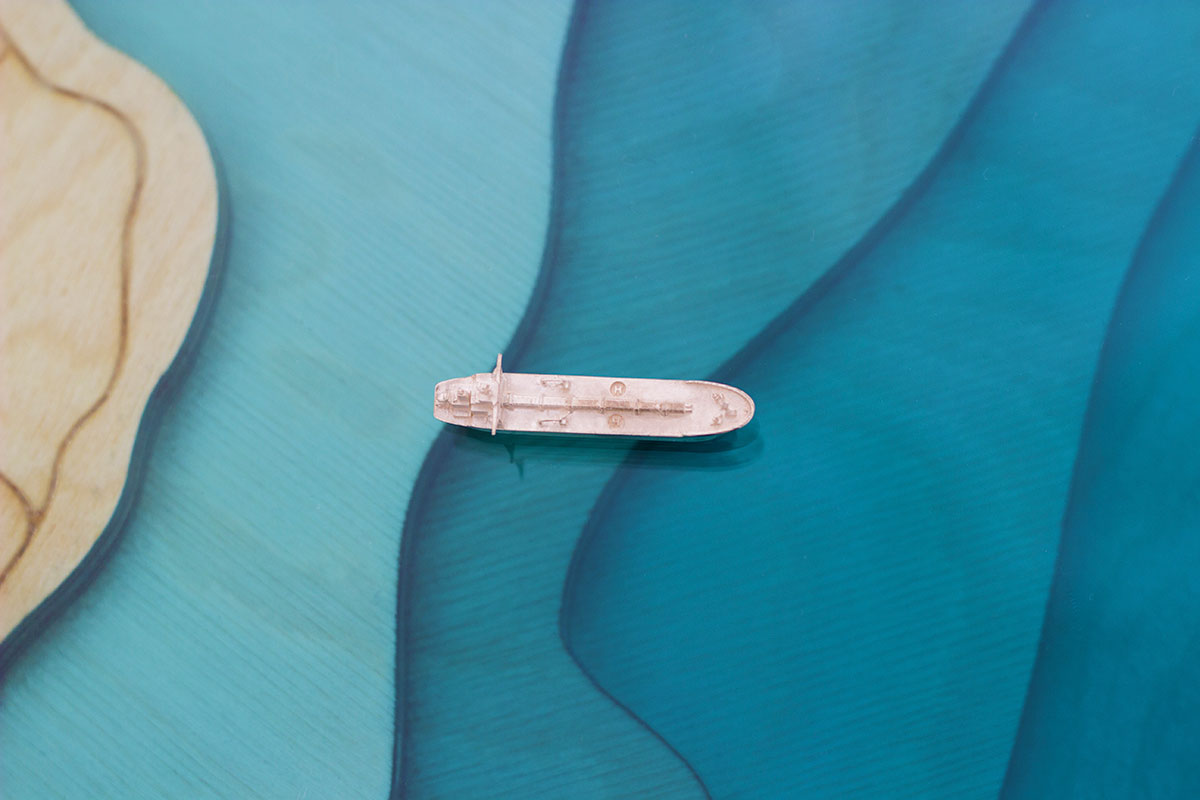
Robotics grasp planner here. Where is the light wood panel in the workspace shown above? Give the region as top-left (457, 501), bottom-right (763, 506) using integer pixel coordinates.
top-left (0, 0), bottom-right (217, 642)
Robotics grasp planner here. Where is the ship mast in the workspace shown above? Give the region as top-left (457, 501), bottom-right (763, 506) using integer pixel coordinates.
top-left (490, 353), bottom-right (503, 435)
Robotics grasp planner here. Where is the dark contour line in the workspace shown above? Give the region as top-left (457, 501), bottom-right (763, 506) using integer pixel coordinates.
top-left (559, 0), bottom-right (1050, 792)
top-left (390, 2), bottom-right (712, 797)
top-left (396, 0), bottom-right (1053, 795)
top-left (999, 123), bottom-right (1200, 797)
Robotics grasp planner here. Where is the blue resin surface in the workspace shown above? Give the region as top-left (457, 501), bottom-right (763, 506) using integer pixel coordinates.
top-left (5, 2), bottom-right (1200, 799)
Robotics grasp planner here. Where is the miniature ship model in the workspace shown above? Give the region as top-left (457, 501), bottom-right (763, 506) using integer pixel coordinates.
top-left (434, 355), bottom-right (755, 438)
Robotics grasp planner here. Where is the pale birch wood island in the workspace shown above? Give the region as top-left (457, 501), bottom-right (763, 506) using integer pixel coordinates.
top-left (0, 0), bottom-right (218, 651)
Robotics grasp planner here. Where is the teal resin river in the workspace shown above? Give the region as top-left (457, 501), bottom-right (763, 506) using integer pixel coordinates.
top-left (3, 2), bottom-right (1200, 799)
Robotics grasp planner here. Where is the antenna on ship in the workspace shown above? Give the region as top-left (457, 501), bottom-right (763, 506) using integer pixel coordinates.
top-left (490, 353), bottom-right (504, 435)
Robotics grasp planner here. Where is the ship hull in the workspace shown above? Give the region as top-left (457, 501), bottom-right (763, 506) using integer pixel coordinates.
top-left (434, 359), bottom-right (754, 438)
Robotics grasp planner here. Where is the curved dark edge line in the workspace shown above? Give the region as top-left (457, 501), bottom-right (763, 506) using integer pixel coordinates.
top-left (389, 3), bottom-right (593, 795)
top-left (391, 2), bottom-right (713, 796)
top-left (497, 7), bottom-right (579, 375)
top-left (558, 456), bottom-right (714, 800)
top-left (0, 25), bottom-right (144, 588)
top-left (0, 155), bottom-right (230, 681)
top-left (557, 0), bottom-right (1051, 790)
top-left (709, 0), bottom-right (1049, 385)
top-left (998, 122), bottom-right (1200, 797)
top-left (397, 0), bottom-right (1050, 793)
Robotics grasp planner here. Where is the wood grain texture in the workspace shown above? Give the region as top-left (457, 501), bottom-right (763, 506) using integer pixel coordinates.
top-left (0, 0), bottom-right (217, 642)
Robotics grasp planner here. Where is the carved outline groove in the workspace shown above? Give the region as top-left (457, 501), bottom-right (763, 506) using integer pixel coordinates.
top-left (0, 23), bottom-right (146, 589)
